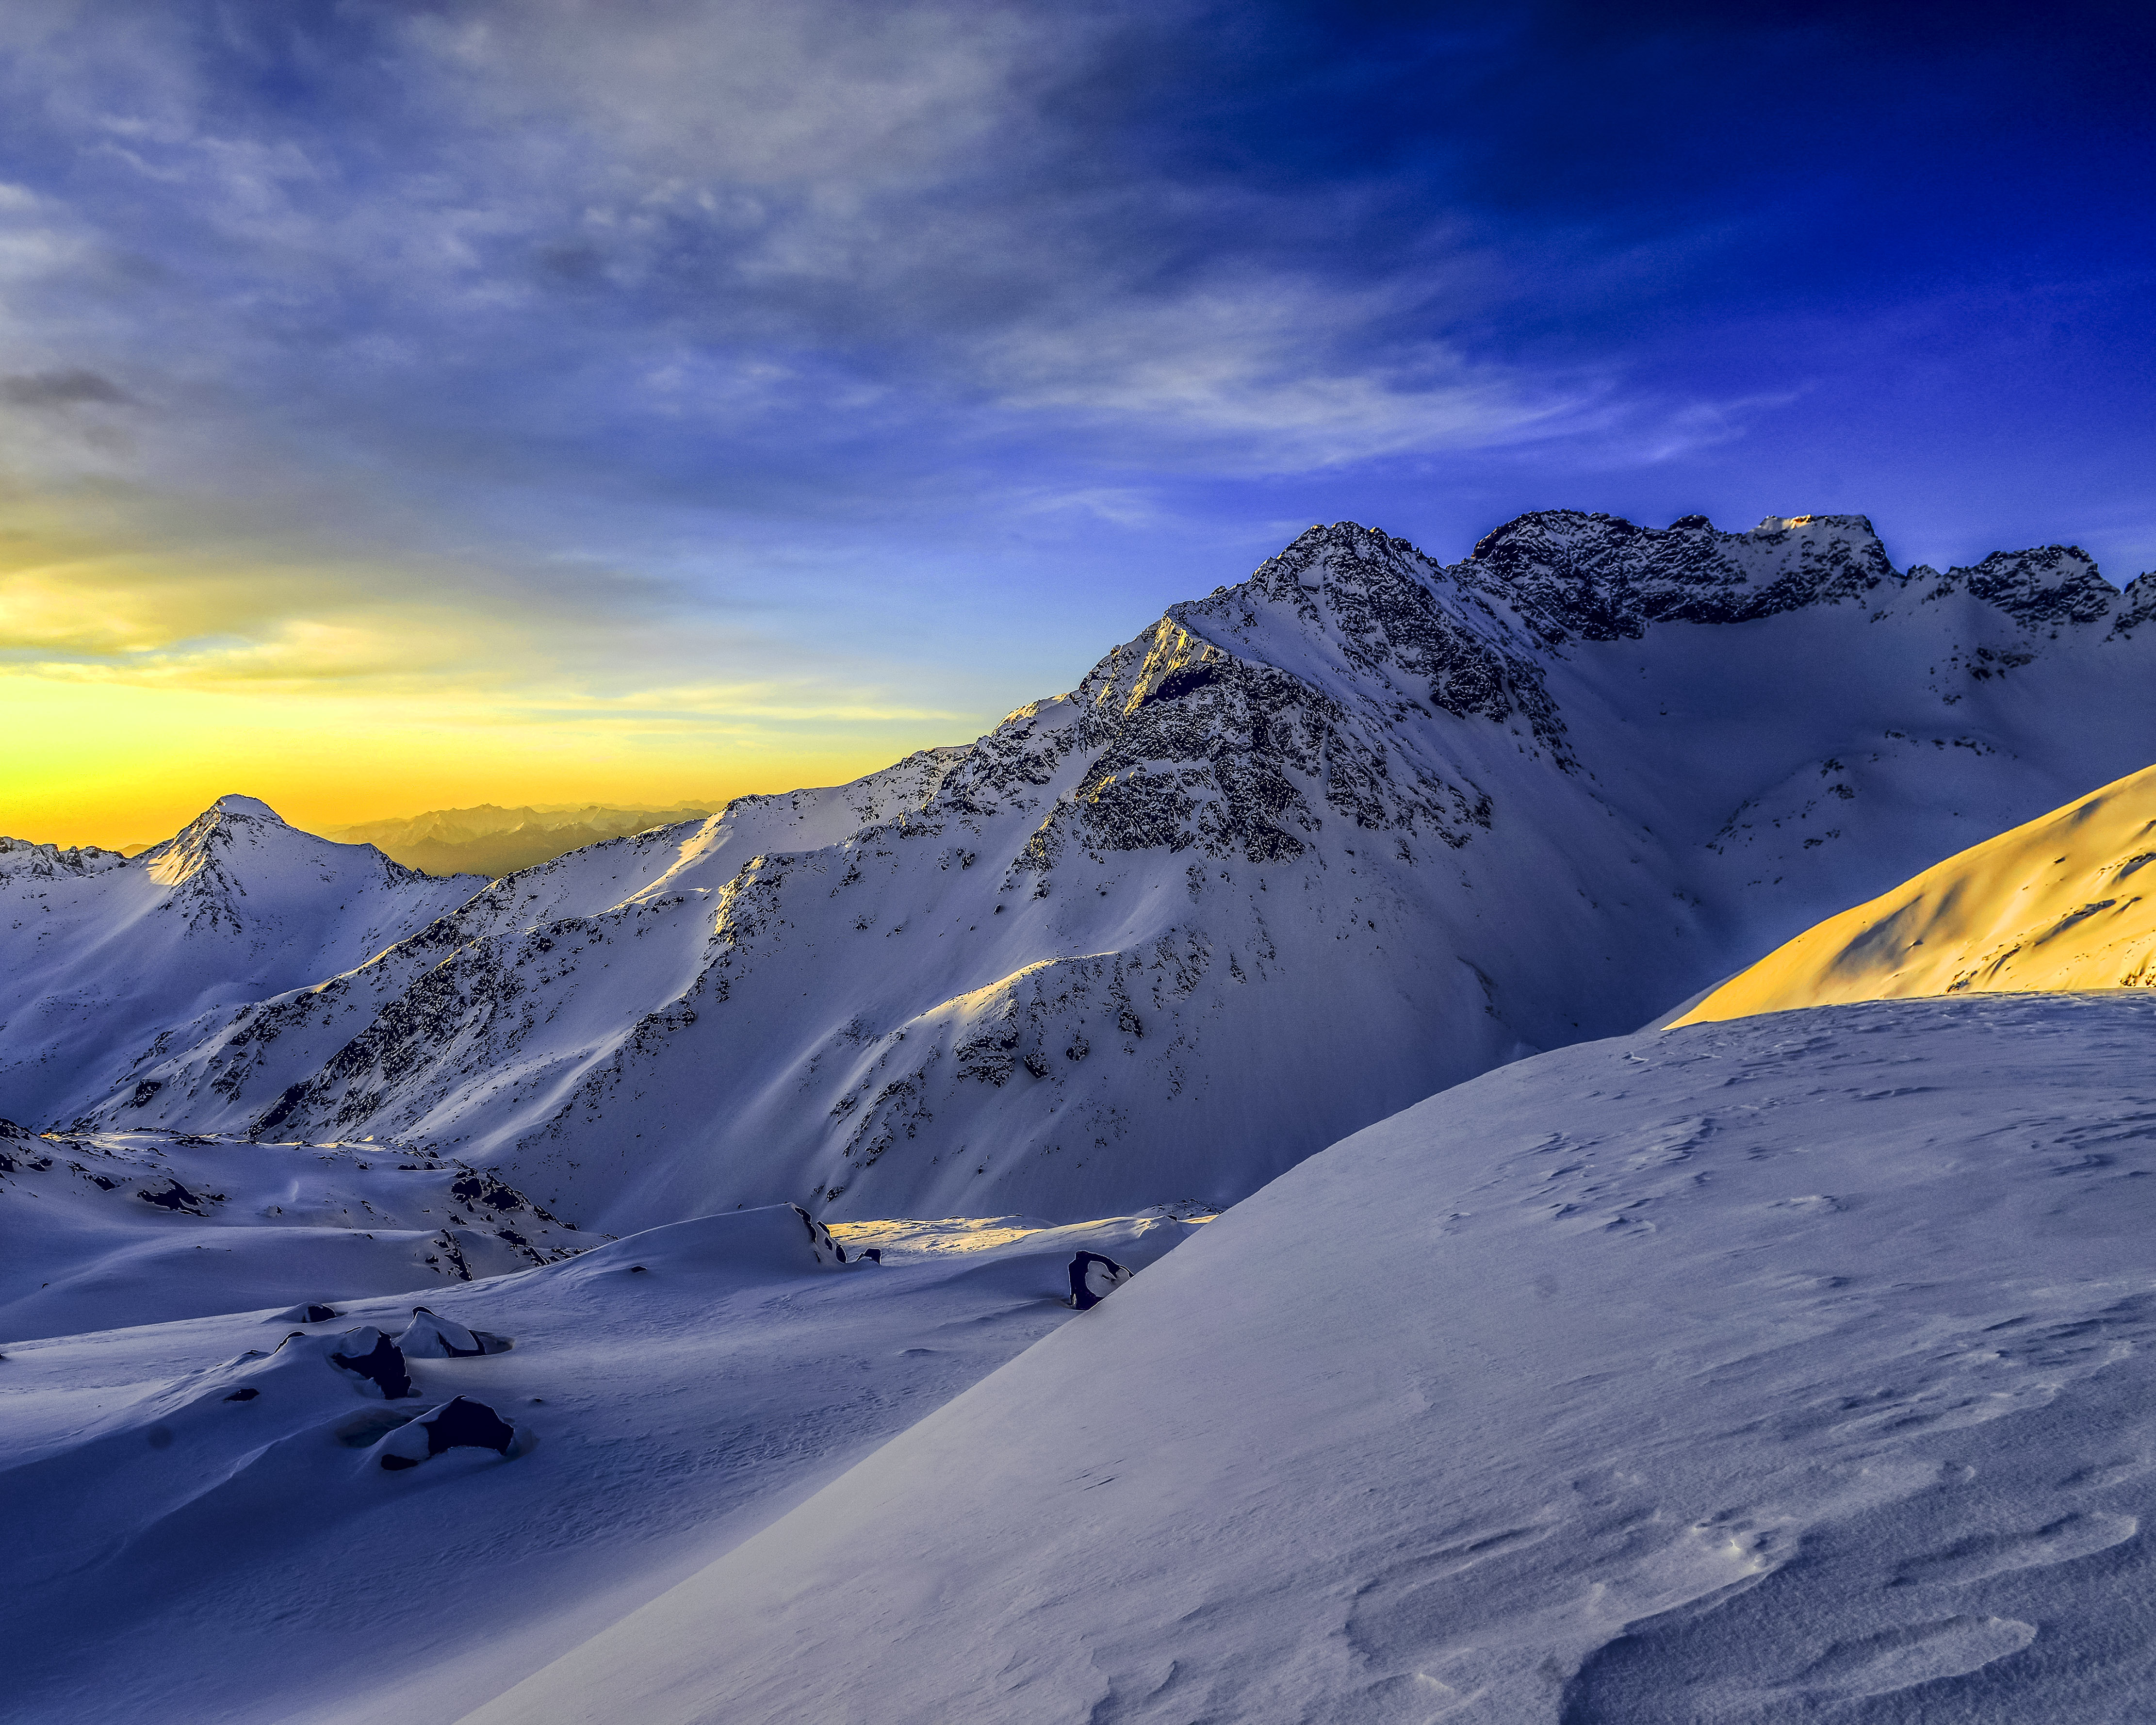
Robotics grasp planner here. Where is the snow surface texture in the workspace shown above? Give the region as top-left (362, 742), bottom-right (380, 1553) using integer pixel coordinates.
top-left (0, 1203), bottom-right (1206, 1724)
top-left (462, 995), bottom-right (2156, 1724)
top-left (1680, 760), bottom-right (2156, 1022)
top-left (0, 1123), bottom-right (594, 1341)
top-left (9, 514), bottom-right (2156, 1229)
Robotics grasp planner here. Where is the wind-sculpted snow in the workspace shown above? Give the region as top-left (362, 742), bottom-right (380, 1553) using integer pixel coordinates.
top-left (14, 511), bottom-right (2156, 1227)
top-left (1679, 760), bottom-right (2156, 1022)
top-left (0, 1202), bottom-right (1206, 1724)
top-left (465, 995), bottom-right (2156, 1725)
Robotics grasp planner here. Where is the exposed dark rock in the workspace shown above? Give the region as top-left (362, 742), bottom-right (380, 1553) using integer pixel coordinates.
top-left (136, 1178), bottom-right (219, 1214)
top-left (376, 1396), bottom-right (520, 1470)
top-left (329, 1328), bottom-right (415, 1399)
top-left (1066, 1250), bottom-right (1133, 1310)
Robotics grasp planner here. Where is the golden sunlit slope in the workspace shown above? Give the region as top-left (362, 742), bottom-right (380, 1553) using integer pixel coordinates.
top-left (1675, 763), bottom-right (2156, 1024)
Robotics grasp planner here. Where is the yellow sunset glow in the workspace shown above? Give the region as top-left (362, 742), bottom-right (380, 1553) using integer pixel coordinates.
top-left (0, 501), bottom-right (964, 846)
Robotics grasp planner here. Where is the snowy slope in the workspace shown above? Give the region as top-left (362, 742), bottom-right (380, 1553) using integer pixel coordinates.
top-left (28, 513), bottom-right (2156, 1228)
top-left (1678, 761), bottom-right (2156, 1023)
top-left (464, 994), bottom-right (2156, 1725)
top-left (0, 1203), bottom-right (1205, 1725)
top-left (0, 1120), bottom-right (597, 1341)
top-left (0, 797), bottom-right (480, 1128)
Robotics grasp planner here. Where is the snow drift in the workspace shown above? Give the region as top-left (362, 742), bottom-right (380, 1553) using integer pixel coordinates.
top-left (468, 994), bottom-right (2156, 1724)
top-left (0, 1205), bottom-right (1208, 1723)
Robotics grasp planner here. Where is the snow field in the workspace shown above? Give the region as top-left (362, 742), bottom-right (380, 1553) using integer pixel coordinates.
top-left (467, 994), bottom-right (2156, 1724)
top-left (0, 1129), bottom-right (594, 1341)
top-left (0, 1205), bottom-right (1202, 1724)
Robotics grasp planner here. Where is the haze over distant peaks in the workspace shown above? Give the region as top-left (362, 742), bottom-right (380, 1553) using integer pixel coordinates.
top-left (325, 802), bottom-right (716, 878)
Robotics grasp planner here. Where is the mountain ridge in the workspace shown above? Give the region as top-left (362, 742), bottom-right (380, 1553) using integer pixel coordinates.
top-left (1677, 759), bottom-right (2156, 1021)
top-left (7, 507), bottom-right (2152, 1229)
top-left (323, 802), bottom-right (717, 878)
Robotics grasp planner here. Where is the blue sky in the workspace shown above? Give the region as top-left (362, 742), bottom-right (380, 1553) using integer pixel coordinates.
top-left (2, 0), bottom-right (2151, 834)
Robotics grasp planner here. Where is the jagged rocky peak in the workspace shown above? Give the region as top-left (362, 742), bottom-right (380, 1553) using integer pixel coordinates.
top-left (1456, 509), bottom-right (1896, 642)
top-left (1244, 509), bottom-right (2136, 654)
top-left (0, 836), bottom-right (131, 881)
top-left (1926, 543), bottom-right (2121, 629)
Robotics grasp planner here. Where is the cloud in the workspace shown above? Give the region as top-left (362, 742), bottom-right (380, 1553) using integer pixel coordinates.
top-left (0, 367), bottom-right (129, 407)
top-left (0, 0), bottom-right (2151, 837)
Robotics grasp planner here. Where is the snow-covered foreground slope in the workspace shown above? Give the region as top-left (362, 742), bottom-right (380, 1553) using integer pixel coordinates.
top-left (472, 995), bottom-right (2156, 1725)
top-left (0, 1204), bottom-right (1205, 1725)
top-left (0, 1121), bottom-right (597, 1341)
top-left (0, 797), bottom-right (480, 1128)
top-left (1678, 761), bottom-right (2156, 1023)
top-left (20, 512), bottom-right (2156, 1229)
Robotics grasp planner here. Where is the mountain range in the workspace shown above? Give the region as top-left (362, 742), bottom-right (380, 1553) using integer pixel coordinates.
top-left (322, 803), bottom-right (715, 879)
top-left (4, 509), bottom-right (2151, 1232)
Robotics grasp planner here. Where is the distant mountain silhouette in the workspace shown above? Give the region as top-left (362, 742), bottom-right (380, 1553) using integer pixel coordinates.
top-left (324, 803), bottom-right (713, 878)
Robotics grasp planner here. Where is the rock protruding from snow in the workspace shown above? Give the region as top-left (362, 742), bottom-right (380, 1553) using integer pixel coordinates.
top-left (327, 1328), bottom-right (414, 1399)
top-left (396, 1308), bottom-right (511, 1358)
top-left (372, 1396), bottom-right (524, 1470)
top-left (1678, 759), bottom-right (2156, 1022)
top-left (1064, 1250), bottom-right (1132, 1309)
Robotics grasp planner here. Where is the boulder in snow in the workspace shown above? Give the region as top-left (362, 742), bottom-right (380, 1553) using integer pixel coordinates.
top-left (271, 1302), bottom-right (340, 1323)
top-left (395, 1307), bottom-right (512, 1358)
top-left (327, 1327), bottom-right (415, 1399)
top-left (1065, 1250), bottom-right (1132, 1310)
top-left (373, 1396), bottom-right (530, 1471)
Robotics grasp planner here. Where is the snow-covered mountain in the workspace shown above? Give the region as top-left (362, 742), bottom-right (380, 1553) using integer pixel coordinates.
top-left (0, 796), bottom-right (480, 1129)
top-left (11, 512), bottom-right (2155, 1229)
top-left (323, 801), bottom-right (715, 878)
top-left (1678, 760), bottom-right (2156, 1021)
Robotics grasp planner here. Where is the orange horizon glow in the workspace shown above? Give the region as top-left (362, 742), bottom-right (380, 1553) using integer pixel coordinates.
top-left (0, 504), bottom-right (992, 850)
top-left (2, 674), bottom-right (956, 849)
